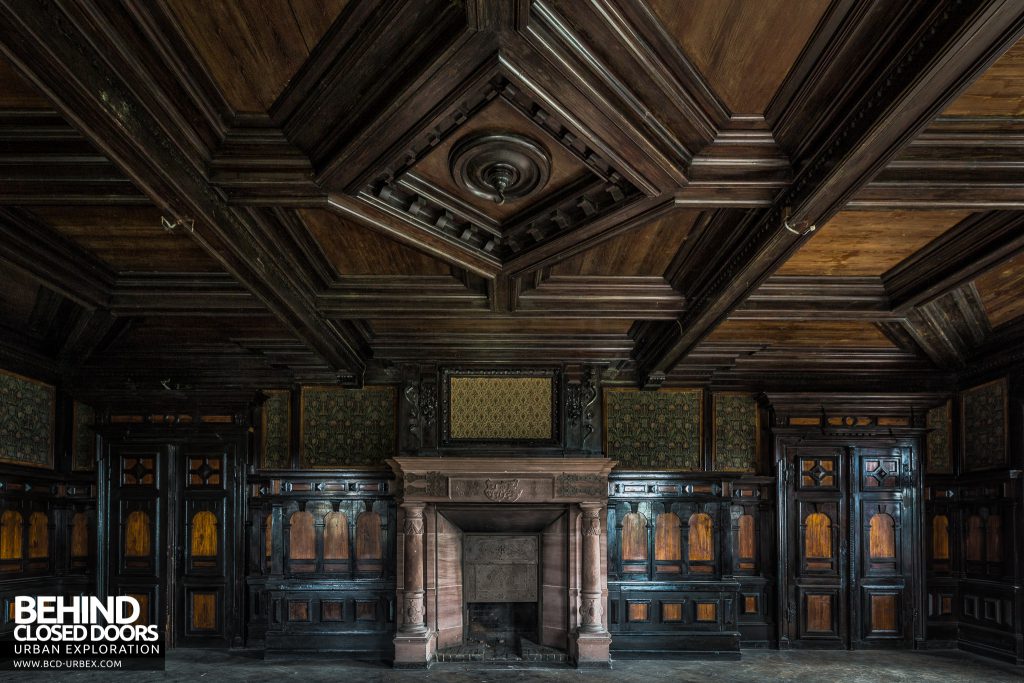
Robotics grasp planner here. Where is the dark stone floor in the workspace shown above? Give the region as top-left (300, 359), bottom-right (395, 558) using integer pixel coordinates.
top-left (1, 648), bottom-right (1019, 682)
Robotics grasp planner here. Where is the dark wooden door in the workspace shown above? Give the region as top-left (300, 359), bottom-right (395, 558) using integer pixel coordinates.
top-left (850, 446), bottom-right (914, 647)
top-left (781, 445), bottom-right (849, 647)
top-left (106, 442), bottom-right (170, 636)
top-left (780, 442), bottom-right (915, 649)
top-left (172, 441), bottom-right (237, 647)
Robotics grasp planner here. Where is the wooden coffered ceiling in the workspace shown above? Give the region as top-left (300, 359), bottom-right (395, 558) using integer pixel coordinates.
top-left (0, 0), bottom-right (1023, 406)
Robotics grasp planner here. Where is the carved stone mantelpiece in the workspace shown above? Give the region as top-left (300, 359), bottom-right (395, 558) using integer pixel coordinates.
top-left (388, 457), bottom-right (614, 668)
top-left (388, 457), bottom-right (615, 504)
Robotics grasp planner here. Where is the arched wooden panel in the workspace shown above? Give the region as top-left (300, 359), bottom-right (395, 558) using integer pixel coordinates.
top-left (931, 514), bottom-right (949, 561)
top-left (355, 511), bottom-right (382, 571)
top-left (738, 514), bottom-right (756, 560)
top-left (191, 511), bottom-right (218, 558)
top-left (288, 511), bottom-right (315, 560)
top-left (0, 510), bottom-right (23, 560)
top-left (986, 515), bottom-right (1002, 562)
top-left (805, 512), bottom-right (832, 559)
top-left (688, 512), bottom-right (714, 562)
top-left (654, 512), bottom-right (681, 561)
top-left (622, 512), bottom-right (648, 562)
top-left (28, 512), bottom-right (48, 558)
top-left (124, 510), bottom-right (151, 557)
top-left (966, 515), bottom-right (983, 562)
top-left (323, 511), bottom-right (349, 560)
top-left (868, 513), bottom-right (896, 559)
top-left (71, 512), bottom-right (89, 558)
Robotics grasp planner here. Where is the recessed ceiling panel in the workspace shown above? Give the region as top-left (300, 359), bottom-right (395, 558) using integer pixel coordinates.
top-left (30, 206), bottom-right (224, 273)
top-left (974, 250), bottom-right (1024, 328)
top-left (166, 0), bottom-right (349, 112)
top-left (0, 55), bottom-right (50, 109)
top-left (943, 37), bottom-right (1024, 117)
top-left (706, 320), bottom-right (896, 348)
top-left (777, 210), bottom-right (972, 276)
top-left (647, 0), bottom-right (830, 114)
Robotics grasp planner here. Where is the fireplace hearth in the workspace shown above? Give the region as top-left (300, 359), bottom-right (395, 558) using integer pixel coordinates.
top-left (388, 457), bottom-right (615, 668)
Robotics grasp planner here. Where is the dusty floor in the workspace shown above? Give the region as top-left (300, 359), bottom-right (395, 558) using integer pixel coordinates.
top-left (0, 648), bottom-right (1019, 682)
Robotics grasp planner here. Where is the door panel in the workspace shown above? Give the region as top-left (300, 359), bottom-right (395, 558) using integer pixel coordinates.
top-left (781, 442), bottom-right (915, 649)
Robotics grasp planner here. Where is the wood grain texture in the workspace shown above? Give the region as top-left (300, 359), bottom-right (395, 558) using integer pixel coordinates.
top-left (30, 206), bottom-right (223, 273)
top-left (628, 602), bottom-right (649, 622)
top-left (974, 250), bottom-right (1024, 327)
top-left (124, 510), bottom-right (151, 558)
top-left (299, 208), bottom-right (452, 276)
top-left (323, 511), bottom-right (349, 560)
top-left (966, 514), bottom-right (983, 562)
top-left (706, 320), bottom-right (896, 348)
top-left (27, 512), bottom-right (47, 559)
top-left (165, 0), bottom-right (349, 112)
top-left (654, 512), bottom-right (681, 561)
top-left (191, 511), bottom-right (218, 558)
top-left (71, 512), bottom-right (89, 559)
top-left (695, 602), bottom-right (716, 622)
top-left (805, 512), bottom-right (831, 559)
top-left (354, 511), bottom-right (382, 564)
top-left (944, 38), bottom-right (1024, 116)
top-left (986, 515), bottom-right (1002, 562)
top-left (870, 594), bottom-right (897, 632)
top-left (687, 512), bottom-right (713, 562)
top-left (647, 0), bottom-right (830, 114)
top-left (191, 592), bottom-right (217, 630)
top-left (738, 513), bottom-right (756, 560)
top-left (662, 602), bottom-right (682, 621)
top-left (550, 211), bottom-right (699, 276)
top-left (778, 210), bottom-right (972, 276)
top-left (622, 512), bottom-right (648, 562)
top-left (869, 513), bottom-right (896, 559)
top-left (805, 594), bottom-right (832, 632)
top-left (288, 510), bottom-right (315, 560)
top-left (0, 510), bottom-right (22, 560)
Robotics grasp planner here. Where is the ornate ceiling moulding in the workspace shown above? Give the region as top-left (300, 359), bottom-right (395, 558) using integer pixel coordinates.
top-left (449, 132), bottom-right (551, 205)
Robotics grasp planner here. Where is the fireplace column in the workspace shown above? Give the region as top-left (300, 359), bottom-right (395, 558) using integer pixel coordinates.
top-left (394, 501), bottom-right (435, 667)
top-left (573, 501), bottom-right (612, 666)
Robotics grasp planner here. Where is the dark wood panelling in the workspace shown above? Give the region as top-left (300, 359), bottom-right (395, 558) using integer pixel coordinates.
top-left (974, 250), bottom-right (1024, 328)
top-left (165, 0), bottom-right (349, 112)
top-left (549, 211), bottom-right (699, 277)
top-left (706, 320), bottom-right (896, 348)
top-left (943, 37), bottom-right (1024, 117)
top-left (299, 208), bottom-right (453, 277)
top-left (0, 54), bottom-right (49, 108)
top-left (647, 0), bottom-right (831, 114)
top-left (30, 207), bottom-right (224, 273)
top-left (777, 211), bottom-right (970, 277)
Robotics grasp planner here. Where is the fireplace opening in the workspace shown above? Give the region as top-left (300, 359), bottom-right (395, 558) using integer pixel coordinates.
top-left (466, 602), bottom-right (538, 645)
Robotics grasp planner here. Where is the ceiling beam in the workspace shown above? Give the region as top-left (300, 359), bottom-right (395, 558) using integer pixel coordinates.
top-left (632, 0), bottom-right (1024, 388)
top-left (0, 0), bottom-right (370, 380)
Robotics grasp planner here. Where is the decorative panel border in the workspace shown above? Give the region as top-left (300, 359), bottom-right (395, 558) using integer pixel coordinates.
top-left (0, 368), bottom-right (54, 469)
top-left (440, 368), bottom-right (561, 446)
top-left (300, 386), bottom-right (396, 468)
top-left (960, 378), bottom-right (1008, 472)
top-left (261, 390), bottom-right (291, 469)
top-left (712, 392), bottom-right (759, 473)
top-left (926, 400), bottom-right (953, 475)
top-left (604, 388), bottom-right (702, 470)
top-left (72, 401), bottom-right (96, 472)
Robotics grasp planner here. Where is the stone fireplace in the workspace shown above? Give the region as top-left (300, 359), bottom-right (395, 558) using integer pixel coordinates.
top-left (387, 457), bottom-right (614, 668)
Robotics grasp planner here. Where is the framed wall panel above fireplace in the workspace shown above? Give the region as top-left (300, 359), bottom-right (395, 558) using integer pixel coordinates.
top-left (439, 368), bottom-right (561, 448)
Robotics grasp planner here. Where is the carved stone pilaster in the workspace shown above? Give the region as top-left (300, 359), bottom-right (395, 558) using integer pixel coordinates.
top-left (577, 502), bottom-right (605, 634)
top-left (399, 502), bottom-right (427, 635)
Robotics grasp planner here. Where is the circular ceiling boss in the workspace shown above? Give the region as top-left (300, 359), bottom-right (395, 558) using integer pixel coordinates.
top-left (449, 133), bottom-right (551, 205)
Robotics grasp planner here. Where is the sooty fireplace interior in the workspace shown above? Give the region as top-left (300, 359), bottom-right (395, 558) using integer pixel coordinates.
top-left (463, 534), bottom-right (540, 647)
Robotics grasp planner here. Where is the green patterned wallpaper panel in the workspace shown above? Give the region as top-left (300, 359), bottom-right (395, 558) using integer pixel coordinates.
top-left (301, 386), bottom-right (395, 468)
top-left (605, 389), bottom-right (702, 470)
top-left (261, 390), bottom-right (291, 469)
top-left (961, 379), bottom-right (1007, 472)
top-left (0, 369), bottom-right (54, 469)
top-left (712, 393), bottom-right (758, 472)
top-left (926, 401), bottom-right (952, 475)
top-left (72, 402), bottom-right (96, 471)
